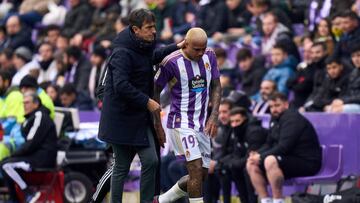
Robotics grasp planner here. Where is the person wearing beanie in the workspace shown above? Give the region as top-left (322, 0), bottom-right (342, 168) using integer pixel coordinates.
top-left (11, 46), bottom-right (41, 86)
top-left (19, 75), bottom-right (55, 120)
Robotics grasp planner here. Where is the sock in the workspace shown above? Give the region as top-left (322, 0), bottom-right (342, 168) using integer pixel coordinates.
top-left (273, 198), bottom-right (285, 203)
top-left (189, 197), bottom-right (203, 203)
top-left (261, 197), bottom-right (273, 203)
top-left (159, 183), bottom-right (187, 203)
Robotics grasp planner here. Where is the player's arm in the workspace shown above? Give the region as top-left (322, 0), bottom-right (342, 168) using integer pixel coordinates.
top-left (205, 78), bottom-right (222, 138)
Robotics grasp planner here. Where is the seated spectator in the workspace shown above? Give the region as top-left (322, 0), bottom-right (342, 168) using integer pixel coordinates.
top-left (4, 15), bottom-right (34, 51)
top-left (326, 44), bottom-right (360, 113)
top-left (62, 0), bottom-right (92, 38)
top-left (152, 0), bottom-right (176, 43)
top-left (220, 75), bottom-right (235, 97)
top-left (169, 0), bottom-right (196, 42)
top-left (263, 44), bottom-right (296, 95)
top-left (287, 42), bottom-right (323, 109)
top-left (72, 0), bottom-right (120, 50)
top-left (206, 99), bottom-right (233, 203)
top-left (36, 42), bottom-right (58, 83)
top-left (215, 47), bottom-right (234, 76)
top-left (11, 46), bottom-right (39, 86)
top-left (63, 46), bottom-right (91, 93)
top-left (18, 0), bottom-right (61, 27)
top-left (60, 83), bottom-right (93, 111)
top-left (252, 80), bottom-right (276, 115)
top-left (312, 18), bottom-right (335, 56)
top-left (247, 92), bottom-right (322, 203)
top-left (0, 70), bottom-right (25, 123)
top-left (0, 48), bottom-right (16, 78)
top-left (306, 57), bottom-right (349, 112)
top-left (0, 26), bottom-right (6, 51)
top-left (89, 46), bottom-right (108, 100)
top-left (19, 75), bottom-right (55, 119)
top-left (197, 0), bottom-right (228, 41)
top-left (0, 92), bottom-right (57, 203)
top-left (260, 12), bottom-right (300, 63)
top-left (45, 24), bottom-right (61, 47)
top-left (334, 10), bottom-right (360, 64)
top-left (330, 12), bottom-right (344, 41)
top-left (55, 33), bottom-right (70, 54)
top-left (236, 48), bottom-right (266, 97)
top-left (217, 107), bottom-right (267, 203)
top-left (40, 82), bottom-right (61, 107)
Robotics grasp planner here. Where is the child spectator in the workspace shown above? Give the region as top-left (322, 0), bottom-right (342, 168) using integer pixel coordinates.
top-left (263, 44), bottom-right (296, 95)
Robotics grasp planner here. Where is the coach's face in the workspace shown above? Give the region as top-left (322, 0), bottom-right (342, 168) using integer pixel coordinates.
top-left (184, 40), bottom-right (207, 61)
top-left (269, 98), bottom-right (288, 118)
top-left (133, 20), bottom-right (156, 42)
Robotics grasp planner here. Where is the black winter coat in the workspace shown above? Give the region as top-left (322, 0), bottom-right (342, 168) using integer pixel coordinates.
top-left (12, 106), bottom-right (57, 168)
top-left (341, 68), bottom-right (360, 104)
top-left (98, 27), bottom-right (177, 146)
top-left (258, 109), bottom-right (322, 164)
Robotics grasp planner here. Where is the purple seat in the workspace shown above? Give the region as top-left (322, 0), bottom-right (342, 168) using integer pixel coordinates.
top-left (293, 145), bottom-right (343, 184)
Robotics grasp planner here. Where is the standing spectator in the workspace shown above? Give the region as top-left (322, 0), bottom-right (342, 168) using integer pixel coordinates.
top-left (334, 10), bottom-right (360, 63)
top-left (170, 0), bottom-right (197, 42)
top-left (307, 57), bottom-right (349, 112)
top-left (63, 46), bottom-right (91, 93)
top-left (43, 82), bottom-right (61, 106)
top-left (326, 44), bottom-right (360, 113)
top-left (263, 44), bottom-right (296, 95)
top-left (89, 46), bottom-right (107, 100)
top-left (0, 92), bottom-right (57, 203)
top-left (252, 80), bottom-right (276, 115)
top-left (55, 33), bottom-right (70, 54)
top-left (4, 15), bottom-right (34, 51)
top-left (62, 0), bottom-right (92, 38)
top-left (152, 0), bottom-right (176, 43)
top-left (247, 92), bottom-right (322, 203)
top-left (97, 9), bottom-right (182, 203)
top-left (236, 48), bottom-right (266, 97)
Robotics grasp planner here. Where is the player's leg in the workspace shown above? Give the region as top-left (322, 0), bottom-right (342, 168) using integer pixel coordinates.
top-left (264, 155), bottom-right (284, 201)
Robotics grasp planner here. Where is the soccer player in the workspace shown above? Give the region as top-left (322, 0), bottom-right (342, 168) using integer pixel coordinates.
top-left (153, 27), bottom-right (222, 203)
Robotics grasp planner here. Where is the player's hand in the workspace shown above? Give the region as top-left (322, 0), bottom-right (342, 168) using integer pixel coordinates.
top-left (205, 117), bottom-right (218, 138)
top-left (147, 98), bottom-right (161, 113)
top-left (154, 122), bottom-right (166, 148)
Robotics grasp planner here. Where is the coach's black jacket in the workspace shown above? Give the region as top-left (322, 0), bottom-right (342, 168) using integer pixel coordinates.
top-left (258, 109), bottom-right (322, 165)
top-left (98, 27), bottom-right (177, 146)
top-left (12, 106), bottom-right (57, 168)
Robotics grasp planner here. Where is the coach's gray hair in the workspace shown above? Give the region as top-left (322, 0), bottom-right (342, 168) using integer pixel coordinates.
top-left (23, 92), bottom-right (41, 105)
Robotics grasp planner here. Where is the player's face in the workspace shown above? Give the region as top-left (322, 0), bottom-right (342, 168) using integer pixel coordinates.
top-left (269, 99), bottom-right (288, 118)
top-left (185, 40), bottom-right (207, 61)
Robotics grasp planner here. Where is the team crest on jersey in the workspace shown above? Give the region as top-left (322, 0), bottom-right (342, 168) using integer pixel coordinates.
top-left (189, 75), bottom-right (207, 92)
top-left (205, 62), bottom-right (210, 71)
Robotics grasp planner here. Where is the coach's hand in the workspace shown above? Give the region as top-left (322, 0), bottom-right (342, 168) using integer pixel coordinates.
top-left (147, 98), bottom-right (161, 113)
top-left (154, 122), bottom-right (166, 148)
top-left (205, 116), bottom-right (218, 138)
